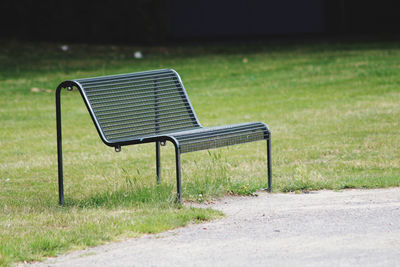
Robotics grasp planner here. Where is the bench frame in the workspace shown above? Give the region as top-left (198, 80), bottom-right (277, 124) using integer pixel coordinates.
top-left (56, 69), bottom-right (271, 205)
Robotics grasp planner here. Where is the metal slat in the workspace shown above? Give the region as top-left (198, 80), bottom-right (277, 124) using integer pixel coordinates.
top-left (106, 121), bottom-right (197, 138)
top-left (92, 99), bottom-right (188, 118)
top-left (91, 98), bottom-right (191, 114)
top-left (77, 69), bottom-right (168, 82)
top-left (89, 89), bottom-right (183, 106)
top-left (100, 109), bottom-right (192, 126)
top-left (82, 74), bottom-right (174, 89)
top-left (103, 116), bottom-right (196, 135)
top-left (92, 101), bottom-right (192, 118)
top-left (78, 71), bottom-right (173, 86)
top-left (181, 135), bottom-right (264, 149)
top-left (96, 105), bottom-right (192, 121)
top-left (170, 123), bottom-right (264, 136)
top-left (86, 83), bottom-right (180, 99)
top-left (101, 112), bottom-right (196, 129)
top-left (79, 71), bottom-right (174, 84)
top-left (84, 79), bottom-right (178, 94)
top-left (173, 124), bottom-right (266, 140)
top-left (174, 127), bottom-right (266, 142)
top-left (104, 120), bottom-right (196, 136)
top-left (102, 114), bottom-right (195, 131)
top-left (180, 135), bottom-right (264, 153)
top-left (177, 131), bottom-right (265, 145)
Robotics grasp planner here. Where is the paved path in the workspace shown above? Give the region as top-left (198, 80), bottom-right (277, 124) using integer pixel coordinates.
top-left (30, 188), bottom-right (400, 266)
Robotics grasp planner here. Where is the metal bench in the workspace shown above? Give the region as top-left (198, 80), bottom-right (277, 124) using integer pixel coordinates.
top-left (56, 69), bottom-right (271, 205)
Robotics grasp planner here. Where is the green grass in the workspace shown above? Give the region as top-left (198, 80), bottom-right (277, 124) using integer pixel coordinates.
top-left (1, 39), bottom-right (400, 266)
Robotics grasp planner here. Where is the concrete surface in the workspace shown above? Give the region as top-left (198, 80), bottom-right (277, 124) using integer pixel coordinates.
top-left (28, 188), bottom-right (400, 266)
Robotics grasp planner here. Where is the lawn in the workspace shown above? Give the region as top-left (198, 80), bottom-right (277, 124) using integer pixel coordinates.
top-left (0, 40), bottom-right (399, 266)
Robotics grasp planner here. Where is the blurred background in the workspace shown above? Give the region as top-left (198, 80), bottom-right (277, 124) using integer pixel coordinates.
top-left (0, 0), bottom-right (399, 44)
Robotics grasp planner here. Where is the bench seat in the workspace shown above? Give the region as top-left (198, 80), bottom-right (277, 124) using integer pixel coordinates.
top-left (164, 122), bottom-right (269, 153)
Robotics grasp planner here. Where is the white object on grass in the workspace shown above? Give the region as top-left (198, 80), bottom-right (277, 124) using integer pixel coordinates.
top-left (134, 51), bottom-right (143, 59)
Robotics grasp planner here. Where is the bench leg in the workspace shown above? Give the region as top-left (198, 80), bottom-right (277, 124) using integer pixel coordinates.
top-left (56, 87), bottom-right (64, 205)
top-left (175, 146), bottom-right (182, 203)
top-left (267, 137), bottom-right (272, 192)
top-left (156, 141), bottom-right (161, 184)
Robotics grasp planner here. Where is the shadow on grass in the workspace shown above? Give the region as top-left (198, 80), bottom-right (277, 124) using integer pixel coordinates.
top-left (65, 183), bottom-right (177, 209)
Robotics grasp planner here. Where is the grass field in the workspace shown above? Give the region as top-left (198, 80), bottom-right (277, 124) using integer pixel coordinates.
top-left (1, 40), bottom-right (399, 266)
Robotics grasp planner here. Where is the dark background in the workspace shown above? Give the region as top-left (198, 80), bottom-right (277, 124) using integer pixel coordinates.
top-left (0, 0), bottom-right (399, 44)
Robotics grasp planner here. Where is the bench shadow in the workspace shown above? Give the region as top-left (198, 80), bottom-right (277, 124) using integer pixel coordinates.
top-left (64, 183), bottom-right (176, 209)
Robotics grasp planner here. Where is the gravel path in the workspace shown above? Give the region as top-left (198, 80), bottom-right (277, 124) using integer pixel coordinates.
top-left (29, 188), bottom-right (400, 266)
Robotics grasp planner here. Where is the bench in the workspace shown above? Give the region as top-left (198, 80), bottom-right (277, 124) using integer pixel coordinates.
top-left (56, 69), bottom-right (271, 205)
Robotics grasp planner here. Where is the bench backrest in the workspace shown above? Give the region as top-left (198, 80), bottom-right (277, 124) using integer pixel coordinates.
top-left (73, 69), bottom-right (200, 145)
